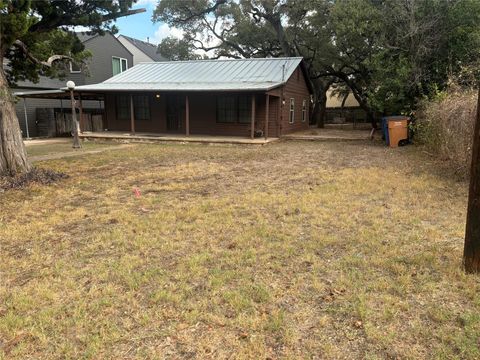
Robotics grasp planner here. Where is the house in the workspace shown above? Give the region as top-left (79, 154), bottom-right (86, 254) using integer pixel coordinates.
top-left (117, 35), bottom-right (167, 66)
top-left (70, 32), bottom-right (133, 85)
top-left (325, 89), bottom-right (367, 125)
top-left (72, 57), bottom-right (312, 139)
top-left (12, 32), bottom-right (133, 137)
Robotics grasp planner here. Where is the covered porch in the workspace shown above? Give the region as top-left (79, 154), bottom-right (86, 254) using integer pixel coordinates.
top-left (98, 90), bottom-right (281, 140)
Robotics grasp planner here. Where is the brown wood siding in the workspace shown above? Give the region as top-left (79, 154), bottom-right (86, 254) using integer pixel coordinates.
top-left (255, 95), bottom-right (279, 138)
top-left (279, 68), bottom-right (311, 135)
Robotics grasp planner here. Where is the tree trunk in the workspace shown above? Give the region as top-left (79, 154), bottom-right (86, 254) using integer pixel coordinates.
top-left (367, 110), bottom-right (377, 130)
top-left (0, 67), bottom-right (31, 176)
top-left (312, 91), bottom-right (327, 128)
top-left (464, 87), bottom-right (480, 273)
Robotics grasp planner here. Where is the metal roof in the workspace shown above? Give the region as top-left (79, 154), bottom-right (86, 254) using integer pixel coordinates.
top-left (13, 89), bottom-right (103, 100)
top-left (76, 32), bottom-right (98, 43)
top-left (73, 57), bottom-right (304, 92)
top-left (14, 90), bottom-right (66, 97)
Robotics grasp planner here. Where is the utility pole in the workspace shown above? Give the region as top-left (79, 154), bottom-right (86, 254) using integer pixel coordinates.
top-left (464, 86), bottom-right (480, 273)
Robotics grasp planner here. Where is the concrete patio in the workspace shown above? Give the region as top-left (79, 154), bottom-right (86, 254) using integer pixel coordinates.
top-left (79, 131), bottom-right (279, 145)
top-left (283, 127), bottom-right (375, 142)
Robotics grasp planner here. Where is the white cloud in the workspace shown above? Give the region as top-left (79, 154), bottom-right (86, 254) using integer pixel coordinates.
top-left (151, 23), bottom-right (184, 44)
top-left (71, 25), bottom-right (92, 32)
top-left (135, 0), bottom-right (158, 7)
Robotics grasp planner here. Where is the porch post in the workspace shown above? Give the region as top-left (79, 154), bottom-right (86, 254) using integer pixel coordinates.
top-left (78, 93), bottom-right (83, 133)
top-left (22, 98), bottom-right (30, 139)
top-left (59, 98), bottom-right (63, 137)
top-left (185, 94), bottom-right (190, 136)
top-left (130, 94), bottom-right (135, 134)
top-left (265, 94), bottom-right (270, 140)
top-left (251, 95), bottom-right (256, 139)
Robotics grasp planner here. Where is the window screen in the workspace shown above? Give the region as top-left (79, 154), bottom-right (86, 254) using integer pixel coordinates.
top-left (116, 95), bottom-right (130, 120)
top-left (133, 95), bottom-right (150, 121)
top-left (217, 96), bottom-right (237, 123)
top-left (238, 95), bottom-right (252, 123)
top-left (217, 95), bottom-right (252, 123)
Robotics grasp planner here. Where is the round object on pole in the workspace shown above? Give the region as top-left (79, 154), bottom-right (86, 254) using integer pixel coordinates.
top-left (66, 80), bottom-right (76, 90)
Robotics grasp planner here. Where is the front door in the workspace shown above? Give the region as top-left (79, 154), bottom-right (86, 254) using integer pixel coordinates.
top-left (166, 95), bottom-right (180, 132)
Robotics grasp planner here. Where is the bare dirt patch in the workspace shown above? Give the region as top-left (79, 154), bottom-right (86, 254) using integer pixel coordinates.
top-left (0, 167), bottom-right (68, 191)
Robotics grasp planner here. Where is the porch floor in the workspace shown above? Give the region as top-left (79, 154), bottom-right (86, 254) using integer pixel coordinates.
top-left (79, 131), bottom-right (279, 145)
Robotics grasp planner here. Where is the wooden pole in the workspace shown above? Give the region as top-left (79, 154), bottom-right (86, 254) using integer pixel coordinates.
top-left (464, 87), bottom-right (480, 273)
top-left (78, 93), bottom-right (83, 133)
top-left (70, 89), bottom-right (81, 148)
top-left (265, 94), bottom-right (270, 140)
top-left (185, 95), bottom-right (190, 136)
top-left (130, 94), bottom-right (135, 135)
top-left (251, 95), bottom-right (256, 139)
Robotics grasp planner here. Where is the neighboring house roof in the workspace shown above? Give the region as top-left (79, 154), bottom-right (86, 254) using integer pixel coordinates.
top-left (76, 32), bottom-right (98, 43)
top-left (76, 32), bottom-right (133, 57)
top-left (3, 59), bottom-right (65, 89)
top-left (118, 35), bottom-right (166, 62)
top-left (74, 57), bottom-right (304, 92)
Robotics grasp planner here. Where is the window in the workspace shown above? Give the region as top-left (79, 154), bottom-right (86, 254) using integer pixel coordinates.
top-left (217, 95), bottom-right (252, 123)
top-left (116, 95), bottom-right (130, 120)
top-left (70, 62), bottom-right (81, 73)
top-left (217, 96), bottom-right (236, 123)
top-left (112, 57), bottom-right (128, 76)
top-left (237, 95), bottom-right (251, 123)
top-left (289, 98), bottom-right (295, 123)
top-left (116, 95), bottom-right (150, 121)
top-left (133, 95), bottom-right (150, 120)
top-left (302, 99), bottom-right (307, 122)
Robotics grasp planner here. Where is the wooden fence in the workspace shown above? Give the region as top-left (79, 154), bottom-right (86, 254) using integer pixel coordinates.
top-left (36, 108), bottom-right (104, 137)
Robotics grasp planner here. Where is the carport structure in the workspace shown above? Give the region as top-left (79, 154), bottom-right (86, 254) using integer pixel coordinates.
top-left (14, 89), bottom-right (104, 138)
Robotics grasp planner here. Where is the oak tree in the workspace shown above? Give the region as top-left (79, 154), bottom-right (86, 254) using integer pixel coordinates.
top-left (0, 0), bottom-right (140, 175)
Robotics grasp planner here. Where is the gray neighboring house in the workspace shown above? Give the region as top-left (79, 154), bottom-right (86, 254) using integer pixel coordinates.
top-left (11, 32), bottom-right (133, 137)
top-left (117, 35), bottom-right (167, 66)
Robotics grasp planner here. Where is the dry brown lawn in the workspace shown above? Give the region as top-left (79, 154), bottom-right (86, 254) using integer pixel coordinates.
top-left (0, 139), bottom-right (479, 359)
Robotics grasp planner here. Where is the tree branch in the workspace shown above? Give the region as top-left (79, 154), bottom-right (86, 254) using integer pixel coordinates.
top-left (29, 8), bottom-right (146, 33)
top-left (176, 0), bottom-right (228, 23)
top-left (13, 40), bottom-right (72, 68)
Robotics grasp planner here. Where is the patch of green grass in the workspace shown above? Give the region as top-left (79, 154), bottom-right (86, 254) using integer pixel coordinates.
top-left (26, 140), bottom-right (112, 157)
top-left (0, 140), bottom-right (478, 359)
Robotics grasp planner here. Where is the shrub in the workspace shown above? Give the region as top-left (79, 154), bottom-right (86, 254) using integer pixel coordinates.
top-left (415, 89), bottom-right (478, 178)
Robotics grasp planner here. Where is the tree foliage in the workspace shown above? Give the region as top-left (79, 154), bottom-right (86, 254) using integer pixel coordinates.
top-left (0, 0), bottom-right (139, 175)
top-left (1, 0), bottom-right (138, 85)
top-left (157, 37), bottom-right (203, 61)
top-left (153, 0), bottom-right (480, 122)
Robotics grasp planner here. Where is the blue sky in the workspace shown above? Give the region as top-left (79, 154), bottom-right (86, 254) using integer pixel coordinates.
top-left (115, 0), bottom-right (180, 44)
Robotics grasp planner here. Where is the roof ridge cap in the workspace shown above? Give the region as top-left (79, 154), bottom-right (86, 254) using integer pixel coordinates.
top-left (136, 57), bottom-right (303, 65)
